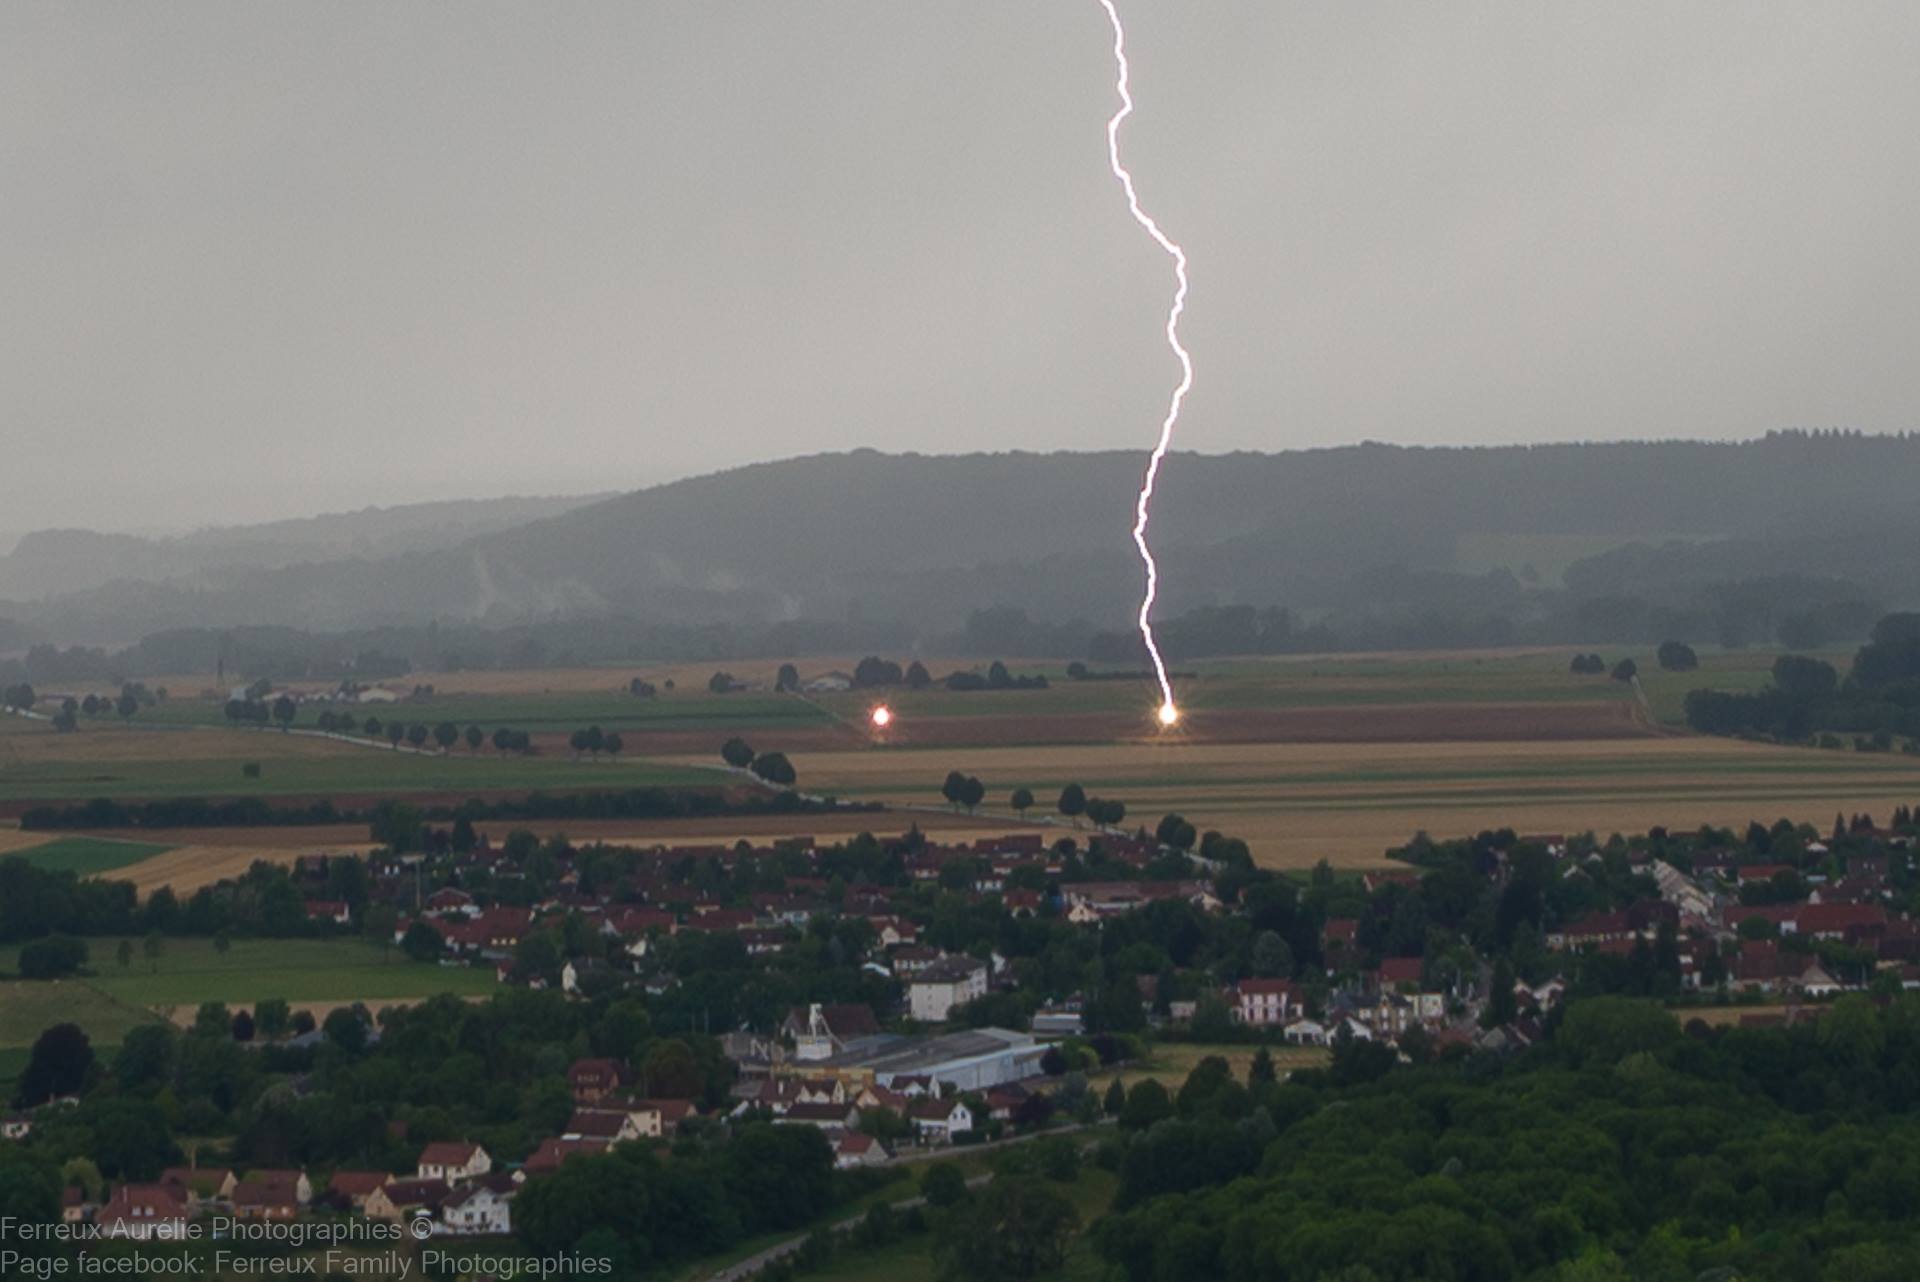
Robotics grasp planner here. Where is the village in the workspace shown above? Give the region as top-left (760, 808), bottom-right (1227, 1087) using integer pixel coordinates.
top-left (10, 803), bottom-right (1919, 1263)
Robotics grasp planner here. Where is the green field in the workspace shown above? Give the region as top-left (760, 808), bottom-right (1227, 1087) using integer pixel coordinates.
top-left (1633, 646), bottom-right (1857, 724)
top-left (817, 645), bottom-right (1862, 724)
top-left (0, 977), bottom-right (165, 1073)
top-left (0, 937), bottom-right (498, 1086)
top-left (12, 836), bottom-right (174, 874)
top-left (129, 690), bottom-right (831, 733)
top-left (0, 740), bottom-right (720, 803)
top-left (0, 936), bottom-right (498, 1009)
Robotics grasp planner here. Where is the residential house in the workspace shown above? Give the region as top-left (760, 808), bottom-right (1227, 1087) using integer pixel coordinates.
top-left (521, 1138), bottom-right (609, 1178)
top-left (1282, 1017), bottom-right (1329, 1046)
top-left (777, 1102), bottom-right (861, 1132)
top-left (888, 946), bottom-right (945, 978)
top-left (869, 916), bottom-right (919, 948)
top-left (240, 1170), bottom-right (311, 1207)
top-left (416, 1142), bottom-right (491, 1184)
top-left (908, 957), bottom-right (989, 1022)
top-left (834, 1133), bottom-right (888, 1169)
top-left (568, 1058), bottom-right (624, 1103)
top-left (231, 1175), bottom-right (302, 1221)
top-left (906, 1097), bottom-right (973, 1145)
top-left (159, 1166), bottom-right (236, 1207)
top-left (1228, 979), bottom-right (1302, 1027)
top-left (97, 1185), bottom-right (190, 1240)
top-left (366, 1179), bottom-right (450, 1221)
top-left (982, 1085), bottom-right (1029, 1122)
top-left (1321, 918), bottom-right (1360, 969)
top-left (438, 1181), bottom-right (515, 1236)
top-left (324, 1171), bottom-right (391, 1211)
top-left (565, 1110), bottom-right (643, 1144)
top-left (305, 900), bottom-right (351, 926)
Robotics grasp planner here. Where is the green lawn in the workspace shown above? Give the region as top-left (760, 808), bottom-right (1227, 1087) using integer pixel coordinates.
top-left (12, 836), bottom-right (174, 875)
top-left (0, 936), bottom-right (499, 1007)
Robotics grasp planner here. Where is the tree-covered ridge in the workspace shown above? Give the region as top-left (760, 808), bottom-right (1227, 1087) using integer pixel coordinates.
top-left (1099, 995), bottom-right (1920, 1282)
top-left (9, 432), bottom-right (1920, 649)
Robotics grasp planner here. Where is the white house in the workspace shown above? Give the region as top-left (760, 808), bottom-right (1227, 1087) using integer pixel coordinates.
top-left (834, 1133), bottom-right (889, 1169)
top-left (906, 1098), bottom-right (973, 1145)
top-left (908, 957), bottom-right (988, 1022)
top-left (1282, 1017), bottom-right (1328, 1046)
top-left (1228, 979), bottom-right (1301, 1027)
top-left (438, 1184), bottom-right (513, 1236)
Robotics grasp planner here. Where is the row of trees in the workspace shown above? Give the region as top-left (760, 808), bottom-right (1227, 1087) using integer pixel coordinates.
top-left (937, 776), bottom-right (1129, 828)
top-left (311, 709), bottom-right (538, 755)
top-left (720, 737), bottom-right (798, 786)
top-left (1569, 642), bottom-right (1698, 677)
top-left (566, 726), bottom-right (626, 758)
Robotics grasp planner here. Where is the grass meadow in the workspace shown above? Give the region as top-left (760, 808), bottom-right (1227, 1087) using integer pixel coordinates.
top-left (0, 936), bottom-right (501, 1087)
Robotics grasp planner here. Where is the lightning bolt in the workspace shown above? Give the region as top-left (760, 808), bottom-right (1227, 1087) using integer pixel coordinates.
top-left (1097, 0), bottom-right (1190, 729)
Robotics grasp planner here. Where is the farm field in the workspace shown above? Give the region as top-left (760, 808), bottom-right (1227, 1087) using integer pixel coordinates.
top-left (0, 723), bottom-right (720, 805)
top-left (775, 735), bottom-right (1920, 867)
top-left (0, 938), bottom-right (496, 1089)
top-left (10, 835), bottom-right (173, 874)
top-left (0, 977), bottom-right (164, 1055)
top-left (0, 936), bottom-right (498, 1008)
top-left (5, 644), bottom-right (1900, 871)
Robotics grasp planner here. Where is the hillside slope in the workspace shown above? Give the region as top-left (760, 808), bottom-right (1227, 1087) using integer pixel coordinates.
top-left (5, 433), bottom-right (1916, 644)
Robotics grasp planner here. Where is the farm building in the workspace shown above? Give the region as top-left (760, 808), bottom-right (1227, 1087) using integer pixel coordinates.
top-left (817, 1027), bottom-right (1045, 1093)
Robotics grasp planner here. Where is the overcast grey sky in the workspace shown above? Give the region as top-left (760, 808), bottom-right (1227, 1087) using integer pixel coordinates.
top-left (4, 2), bottom-right (1917, 535)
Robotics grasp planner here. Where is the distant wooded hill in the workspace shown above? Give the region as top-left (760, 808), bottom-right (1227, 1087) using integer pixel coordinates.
top-left (3, 433), bottom-right (1917, 666)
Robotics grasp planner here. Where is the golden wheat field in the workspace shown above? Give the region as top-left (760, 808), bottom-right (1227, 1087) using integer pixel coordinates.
top-left (765, 737), bottom-right (1920, 868)
top-left (16, 648), bottom-right (1920, 876)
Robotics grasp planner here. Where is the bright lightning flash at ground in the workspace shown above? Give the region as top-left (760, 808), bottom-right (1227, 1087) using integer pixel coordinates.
top-left (869, 705), bottom-right (893, 729)
top-left (1096, 0), bottom-right (1193, 733)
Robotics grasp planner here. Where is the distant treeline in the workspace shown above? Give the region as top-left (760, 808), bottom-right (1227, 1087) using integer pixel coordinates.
top-left (1065, 662), bottom-right (1198, 682)
top-left (1685, 613), bottom-right (1920, 743)
top-left (0, 616), bottom-right (918, 687)
top-left (19, 786), bottom-right (867, 832)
